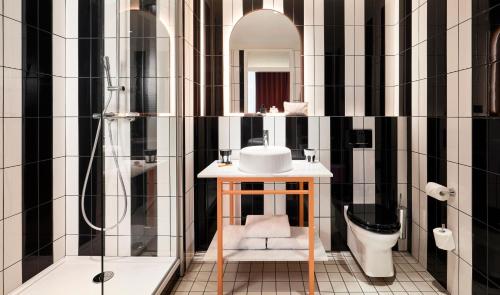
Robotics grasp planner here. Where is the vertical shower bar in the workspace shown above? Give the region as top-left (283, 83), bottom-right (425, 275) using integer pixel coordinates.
top-left (176, 0), bottom-right (186, 276)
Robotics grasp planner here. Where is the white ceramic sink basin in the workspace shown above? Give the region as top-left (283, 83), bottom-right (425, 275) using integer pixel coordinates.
top-left (239, 146), bottom-right (293, 174)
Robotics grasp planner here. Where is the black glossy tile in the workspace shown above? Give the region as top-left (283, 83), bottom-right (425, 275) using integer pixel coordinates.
top-left (24, 26), bottom-right (39, 76)
top-left (241, 182), bottom-right (264, 224)
top-left (39, 202), bottom-right (53, 248)
top-left (473, 169), bottom-right (489, 224)
top-left (241, 117), bottom-right (263, 148)
top-left (488, 119), bottom-right (500, 174)
top-left (22, 254), bottom-right (38, 282)
top-left (37, 244), bottom-right (53, 274)
top-left (38, 30), bottom-right (52, 75)
top-left (488, 225), bottom-right (500, 287)
top-left (472, 64), bottom-right (488, 116)
top-left (473, 219), bottom-right (488, 277)
top-left (23, 208), bottom-right (39, 257)
top-left (23, 162), bottom-right (39, 211)
top-left (324, 0), bottom-right (344, 26)
top-left (39, 75), bottom-right (53, 117)
top-left (286, 117), bottom-right (308, 156)
top-left (472, 269), bottom-right (489, 294)
top-left (324, 55), bottom-right (345, 86)
top-left (23, 118), bottom-right (39, 164)
top-left (325, 86), bottom-right (345, 116)
top-left (78, 39), bottom-right (91, 78)
top-left (38, 0), bottom-right (53, 32)
top-left (473, 118), bottom-right (488, 170)
top-left (38, 160), bottom-right (52, 205)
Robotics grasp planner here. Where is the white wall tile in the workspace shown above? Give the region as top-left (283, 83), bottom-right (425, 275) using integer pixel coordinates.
top-left (458, 68), bottom-right (472, 117)
top-left (458, 20), bottom-right (472, 71)
top-left (447, 162), bottom-right (459, 209)
top-left (308, 117), bottom-right (320, 150)
top-left (447, 206), bottom-right (459, 255)
top-left (447, 0), bottom-right (459, 29)
top-left (419, 227), bottom-right (427, 267)
top-left (229, 117), bottom-right (241, 150)
top-left (4, 262), bottom-right (22, 294)
top-left (4, 68), bottom-right (22, 118)
top-left (458, 0), bottom-right (472, 23)
top-left (66, 196), bottom-right (79, 235)
top-left (447, 118), bottom-right (459, 162)
top-left (263, 117), bottom-right (275, 146)
top-left (459, 259), bottom-right (472, 295)
top-left (4, 18), bottom-right (22, 70)
top-left (319, 117), bottom-right (330, 150)
top-left (458, 165), bottom-right (472, 215)
top-left (447, 251), bottom-right (459, 295)
top-left (4, 214), bottom-right (22, 268)
top-left (304, 0), bottom-right (314, 25)
top-left (53, 35), bottom-right (66, 77)
top-left (66, 39), bottom-right (79, 78)
top-left (447, 26), bottom-right (459, 73)
top-left (458, 211), bottom-right (472, 265)
top-left (4, 0), bottom-right (22, 21)
top-left (4, 166), bottom-right (21, 218)
top-left (458, 118), bottom-right (472, 166)
top-left (4, 118), bottom-right (22, 167)
top-left (53, 197), bottom-right (66, 240)
top-left (66, 235), bottom-right (79, 256)
top-left (447, 71), bottom-right (459, 117)
top-left (419, 191), bottom-right (427, 230)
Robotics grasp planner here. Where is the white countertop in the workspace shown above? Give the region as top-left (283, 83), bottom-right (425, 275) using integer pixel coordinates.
top-left (197, 160), bottom-right (333, 178)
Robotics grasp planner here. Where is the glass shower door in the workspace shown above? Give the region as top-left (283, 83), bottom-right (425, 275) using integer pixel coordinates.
top-left (100, 0), bottom-right (179, 293)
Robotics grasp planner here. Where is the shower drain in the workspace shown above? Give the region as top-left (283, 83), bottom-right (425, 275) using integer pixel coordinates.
top-left (92, 271), bottom-right (114, 283)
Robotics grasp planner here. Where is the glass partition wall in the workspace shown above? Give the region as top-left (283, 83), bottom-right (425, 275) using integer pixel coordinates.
top-left (99, 0), bottom-right (180, 294)
top-left (6, 0), bottom-right (181, 294)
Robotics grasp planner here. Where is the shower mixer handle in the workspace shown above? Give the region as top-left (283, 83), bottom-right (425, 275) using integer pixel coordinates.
top-left (107, 85), bottom-right (126, 92)
top-left (93, 112), bottom-right (141, 122)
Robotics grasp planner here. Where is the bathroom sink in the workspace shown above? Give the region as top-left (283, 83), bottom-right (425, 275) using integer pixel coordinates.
top-left (239, 146), bottom-right (293, 174)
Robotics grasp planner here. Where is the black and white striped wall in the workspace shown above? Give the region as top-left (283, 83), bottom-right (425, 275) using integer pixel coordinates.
top-left (65, 0), bottom-right (179, 259)
top-left (188, 0), bottom-right (410, 254)
top-left (408, 0), bottom-right (475, 293)
top-left (2, 0), bottom-right (66, 292)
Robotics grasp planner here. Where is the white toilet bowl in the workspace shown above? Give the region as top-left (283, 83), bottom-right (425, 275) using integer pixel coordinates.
top-left (344, 204), bottom-right (401, 277)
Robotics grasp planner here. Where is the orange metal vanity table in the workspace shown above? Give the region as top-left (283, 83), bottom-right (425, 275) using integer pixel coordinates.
top-left (198, 160), bottom-right (333, 295)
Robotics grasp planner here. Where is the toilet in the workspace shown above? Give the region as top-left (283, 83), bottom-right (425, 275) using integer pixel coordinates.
top-left (344, 204), bottom-right (401, 277)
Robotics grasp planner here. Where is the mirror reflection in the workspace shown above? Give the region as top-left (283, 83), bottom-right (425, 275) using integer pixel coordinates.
top-left (230, 10), bottom-right (303, 114)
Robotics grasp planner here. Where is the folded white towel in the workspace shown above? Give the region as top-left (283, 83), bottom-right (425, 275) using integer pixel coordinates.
top-left (267, 227), bottom-right (309, 250)
top-left (219, 225), bottom-right (267, 250)
top-left (244, 215), bottom-right (291, 238)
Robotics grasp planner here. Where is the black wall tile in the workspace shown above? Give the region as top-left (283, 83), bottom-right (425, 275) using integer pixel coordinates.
top-left (22, 0), bottom-right (54, 282)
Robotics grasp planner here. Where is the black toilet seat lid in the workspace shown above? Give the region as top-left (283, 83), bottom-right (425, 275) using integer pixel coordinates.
top-left (347, 204), bottom-right (401, 234)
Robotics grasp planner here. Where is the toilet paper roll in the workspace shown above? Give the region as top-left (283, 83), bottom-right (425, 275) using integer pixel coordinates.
top-left (425, 182), bottom-right (451, 201)
top-left (433, 228), bottom-right (455, 251)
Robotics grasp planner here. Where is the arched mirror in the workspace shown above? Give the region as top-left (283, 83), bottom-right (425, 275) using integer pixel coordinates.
top-left (229, 10), bottom-right (302, 114)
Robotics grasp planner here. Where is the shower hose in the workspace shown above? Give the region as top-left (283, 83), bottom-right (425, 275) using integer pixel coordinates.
top-left (81, 91), bottom-right (128, 232)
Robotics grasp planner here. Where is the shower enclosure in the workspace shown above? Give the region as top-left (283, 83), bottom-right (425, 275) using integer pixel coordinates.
top-left (9, 0), bottom-right (182, 294)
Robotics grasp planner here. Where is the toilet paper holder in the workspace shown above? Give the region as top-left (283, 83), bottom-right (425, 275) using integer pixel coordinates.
top-left (442, 188), bottom-right (456, 198)
top-left (425, 182), bottom-right (456, 201)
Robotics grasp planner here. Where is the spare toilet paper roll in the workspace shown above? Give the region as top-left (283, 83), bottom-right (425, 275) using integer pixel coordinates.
top-left (425, 182), bottom-right (451, 201)
top-left (433, 228), bottom-right (455, 251)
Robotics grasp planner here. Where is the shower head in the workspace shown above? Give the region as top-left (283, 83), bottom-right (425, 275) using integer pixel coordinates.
top-left (103, 56), bottom-right (112, 88)
top-left (102, 56), bottom-right (125, 91)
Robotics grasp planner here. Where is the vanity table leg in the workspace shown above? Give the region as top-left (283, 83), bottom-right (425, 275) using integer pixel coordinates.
top-left (308, 178), bottom-right (315, 294)
top-left (229, 181), bottom-right (234, 225)
top-left (299, 182), bottom-right (304, 227)
top-left (217, 178), bottom-right (223, 295)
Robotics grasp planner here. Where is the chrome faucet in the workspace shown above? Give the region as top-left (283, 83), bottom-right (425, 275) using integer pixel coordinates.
top-left (263, 130), bottom-right (269, 147)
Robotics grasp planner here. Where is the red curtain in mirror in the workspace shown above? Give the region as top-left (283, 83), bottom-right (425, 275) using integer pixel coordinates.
top-left (255, 72), bottom-right (290, 112)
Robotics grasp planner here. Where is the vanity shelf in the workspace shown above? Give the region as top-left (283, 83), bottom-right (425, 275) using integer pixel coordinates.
top-left (203, 226), bottom-right (328, 262)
